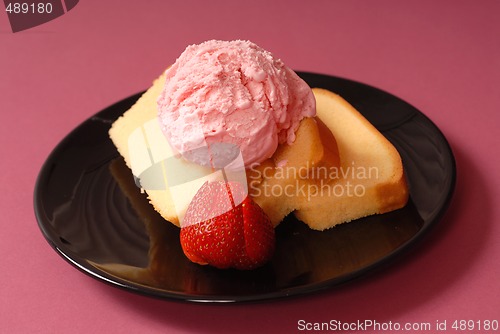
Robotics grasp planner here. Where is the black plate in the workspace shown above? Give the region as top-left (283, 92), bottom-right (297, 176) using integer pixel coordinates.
top-left (34, 72), bottom-right (456, 303)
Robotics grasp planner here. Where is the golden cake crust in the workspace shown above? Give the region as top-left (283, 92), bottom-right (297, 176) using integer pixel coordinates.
top-left (108, 75), bottom-right (408, 230)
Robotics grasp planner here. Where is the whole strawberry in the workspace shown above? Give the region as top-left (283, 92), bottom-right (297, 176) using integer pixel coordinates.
top-left (180, 180), bottom-right (275, 270)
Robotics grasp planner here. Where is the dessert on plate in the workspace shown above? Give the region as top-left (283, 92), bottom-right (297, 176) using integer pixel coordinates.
top-left (109, 40), bottom-right (408, 269)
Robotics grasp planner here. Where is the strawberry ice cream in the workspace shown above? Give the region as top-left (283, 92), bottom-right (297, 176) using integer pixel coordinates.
top-left (157, 40), bottom-right (315, 167)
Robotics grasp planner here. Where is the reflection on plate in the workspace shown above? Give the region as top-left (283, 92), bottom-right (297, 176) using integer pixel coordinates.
top-left (34, 72), bottom-right (455, 303)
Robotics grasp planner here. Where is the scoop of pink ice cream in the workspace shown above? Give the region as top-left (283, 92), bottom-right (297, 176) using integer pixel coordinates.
top-left (157, 40), bottom-right (315, 167)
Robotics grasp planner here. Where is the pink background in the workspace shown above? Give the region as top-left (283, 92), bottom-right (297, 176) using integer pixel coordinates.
top-left (1, 1), bottom-right (499, 333)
